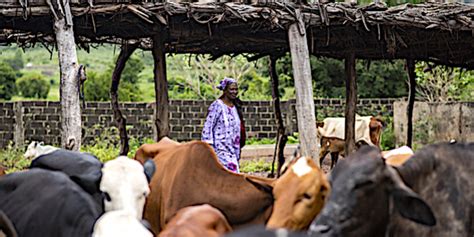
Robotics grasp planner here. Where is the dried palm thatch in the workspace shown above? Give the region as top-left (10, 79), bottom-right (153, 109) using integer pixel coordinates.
top-left (1, 1), bottom-right (474, 67)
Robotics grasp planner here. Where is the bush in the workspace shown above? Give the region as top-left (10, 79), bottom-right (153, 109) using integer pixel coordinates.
top-left (0, 143), bottom-right (30, 173)
top-left (16, 72), bottom-right (50, 99)
top-left (0, 62), bottom-right (17, 100)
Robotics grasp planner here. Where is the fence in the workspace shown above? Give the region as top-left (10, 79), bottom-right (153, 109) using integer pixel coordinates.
top-left (0, 98), bottom-right (400, 148)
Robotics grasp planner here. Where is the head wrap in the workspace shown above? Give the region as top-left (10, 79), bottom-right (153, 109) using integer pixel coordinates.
top-left (217, 77), bottom-right (237, 91)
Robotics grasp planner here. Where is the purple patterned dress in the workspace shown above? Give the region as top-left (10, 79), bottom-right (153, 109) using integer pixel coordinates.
top-left (202, 99), bottom-right (241, 173)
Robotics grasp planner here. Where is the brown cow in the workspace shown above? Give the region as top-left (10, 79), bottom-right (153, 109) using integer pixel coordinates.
top-left (135, 138), bottom-right (329, 234)
top-left (381, 146), bottom-right (414, 167)
top-left (158, 204), bottom-right (232, 237)
top-left (317, 116), bottom-right (383, 169)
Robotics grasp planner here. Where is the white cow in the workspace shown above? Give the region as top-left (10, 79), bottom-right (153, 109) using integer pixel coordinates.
top-left (23, 141), bottom-right (58, 159)
top-left (100, 156), bottom-right (151, 219)
top-left (92, 210), bottom-right (153, 237)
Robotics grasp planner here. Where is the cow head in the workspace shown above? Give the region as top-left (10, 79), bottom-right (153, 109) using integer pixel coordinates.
top-left (23, 141), bottom-right (58, 160)
top-left (266, 156), bottom-right (330, 231)
top-left (92, 210), bottom-right (153, 237)
top-left (310, 146), bottom-right (435, 237)
top-left (100, 156), bottom-right (155, 219)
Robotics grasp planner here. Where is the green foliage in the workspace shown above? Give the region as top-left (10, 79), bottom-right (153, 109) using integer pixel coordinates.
top-left (380, 116), bottom-right (396, 150)
top-left (287, 133), bottom-right (299, 144)
top-left (84, 71), bottom-right (110, 101)
top-left (0, 62), bottom-right (17, 100)
top-left (84, 54), bottom-right (144, 102)
top-left (4, 49), bottom-right (24, 71)
top-left (16, 72), bottom-right (50, 99)
top-left (0, 143), bottom-right (30, 173)
top-left (415, 62), bottom-right (474, 102)
top-left (240, 159), bottom-right (272, 173)
top-left (245, 137), bottom-right (276, 145)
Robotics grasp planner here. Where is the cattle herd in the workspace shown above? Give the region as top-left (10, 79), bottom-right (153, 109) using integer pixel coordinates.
top-left (0, 133), bottom-right (473, 237)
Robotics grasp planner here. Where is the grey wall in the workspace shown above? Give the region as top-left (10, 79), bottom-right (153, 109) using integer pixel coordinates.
top-left (0, 98), bottom-right (400, 148)
top-left (393, 101), bottom-right (474, 147)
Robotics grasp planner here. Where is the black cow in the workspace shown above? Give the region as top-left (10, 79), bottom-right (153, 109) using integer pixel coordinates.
top-left (225, 225), bottom-right (307, 237)
top-left (0, 210), bottom-right (17, 237)
top-left (29, 149), bottom-right (104, 210)
top-left (0, 169), bottom-right (101, 237)
top-left (310, 142), bottom-right (474, 237)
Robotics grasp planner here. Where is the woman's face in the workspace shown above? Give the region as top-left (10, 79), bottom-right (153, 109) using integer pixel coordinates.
top-left (224, 82), bottom-right (238, 100)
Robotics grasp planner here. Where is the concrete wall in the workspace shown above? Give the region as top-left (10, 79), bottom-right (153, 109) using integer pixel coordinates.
top-left (393, 101), bottom-right (474, 147)
top-left (0, 98), bottom-right (400, 148)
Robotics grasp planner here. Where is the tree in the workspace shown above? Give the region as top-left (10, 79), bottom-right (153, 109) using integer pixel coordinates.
top-left (415, 62), bottom-right (474, 102)
top-left (0, 62), bottom-right (17, 100)
top-left (16, 72), bottom-right (50, 99)
top-left (5, 49), bottom-right (25, 71)
top-left (84, 54), bottom-right (144, 101)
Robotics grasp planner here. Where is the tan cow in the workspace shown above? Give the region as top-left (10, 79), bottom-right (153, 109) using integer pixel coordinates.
top-left (134, 138), bottom-right (329, 234)
top-left (158, 204), bottom-right (232, 237)
top-left (381, 146), bottom-right (414, 167)
top-left (317, 116), bottom-right (383, 169)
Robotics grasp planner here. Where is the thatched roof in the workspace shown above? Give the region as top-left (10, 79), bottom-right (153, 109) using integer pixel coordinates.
top-left (1, 1), bottom-right (474, 68)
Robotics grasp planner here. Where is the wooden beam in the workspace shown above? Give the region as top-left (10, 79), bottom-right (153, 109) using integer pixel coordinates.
top-left (110, 44), bottom-right (137, 156)
top-left (52, 1), bottom-right (81, 150)
top-left (406, 59), bottom-right (416, 147)
top-left (288, 16), bottom-right (319, 165)
top-left (152, 34), bottom-right (170, 141)
top-left (344, 52), bottom-right (357, 156)
top-left (269, 55), bottom-right (288, 178)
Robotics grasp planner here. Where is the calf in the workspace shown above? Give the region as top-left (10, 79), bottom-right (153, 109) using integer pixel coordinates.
top-left (310, 142), bottom-right (474, 237)
top-left (158, 204), bottom-right (232, 237)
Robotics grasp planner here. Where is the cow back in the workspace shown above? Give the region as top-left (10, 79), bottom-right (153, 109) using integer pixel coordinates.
top-left (0, 169), bottom-right (101, 237)
top-left (144, 140), bottom-right (274, 234)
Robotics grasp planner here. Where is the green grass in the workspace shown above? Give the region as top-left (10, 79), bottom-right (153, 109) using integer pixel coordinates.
top-left (240, 158), bottom-right (272, 173)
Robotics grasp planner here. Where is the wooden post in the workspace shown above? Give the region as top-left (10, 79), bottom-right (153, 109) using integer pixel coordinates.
top-left (152, 34), bottom-right (169, 140)
top-left (51, 1), bottom-right (81, 150)
top-left (406, 59), bottom-right (416, 147)
top-left (110, 44), bottom-right (137, 156)
top-left (344, 52), bottom-right (357, 156)
top-left (288, 13), bottom-right (319, 164)
top-left (269, 55), bottom-right (288, 177)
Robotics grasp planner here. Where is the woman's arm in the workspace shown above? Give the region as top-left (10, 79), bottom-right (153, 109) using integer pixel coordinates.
top-left (201, 102), bottom-right (221, 145)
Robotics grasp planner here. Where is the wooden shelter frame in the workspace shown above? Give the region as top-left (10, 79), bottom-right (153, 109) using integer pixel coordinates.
top-left (2, 0), bottom-right (474, 170)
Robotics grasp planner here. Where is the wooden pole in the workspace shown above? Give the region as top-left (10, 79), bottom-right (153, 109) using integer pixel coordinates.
top-left (288, 12), bottom-right (319, 165)
top-left (110, 44), bottom-right (137, 156)
top-left (406, 59), bottom-right (416, 147)
top-left (51, 1), bottom-right (81, 150)
top-left (269, 55), bottom-right (288, 177)
top-left (344, 52), bottom-right (357, 156)
top-left (152, 34), bottom-right (170, 141)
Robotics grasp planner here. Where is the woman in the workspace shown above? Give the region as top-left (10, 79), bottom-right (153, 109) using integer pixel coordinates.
top-left (202, 77), bottom-right (246, 173)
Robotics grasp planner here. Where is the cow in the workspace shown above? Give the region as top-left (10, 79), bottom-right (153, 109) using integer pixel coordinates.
top-left (0, 169), bottom-right (102, 237)
top-left (92, 210), bottom-right (153, 237)
top-left (382, 146), bottom-right (414, 167)
top-left (309, 142), bottom-right (474, 237)
top-left (317, 116), bottom-right (383, 169)
top-left (158, 204), bottom-right (232, 237)
top-left (225, 225), bottom-right (307, 237)
top-left (0, 210), bottom-right (17, 237)
top-left (99, 156), bottom-right (152, 219)
top-left (134, 137), bottom-right (329, 234)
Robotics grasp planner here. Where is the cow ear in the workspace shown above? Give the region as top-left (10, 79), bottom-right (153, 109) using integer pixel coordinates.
top-left (143, 159), bottom-right (156, 183)
top-left (245, 176), bottom-right (273, 195)
top-left (386, 166), bottom-right (436, 226)
top-left (392, 187), bottom-right (436, 226)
